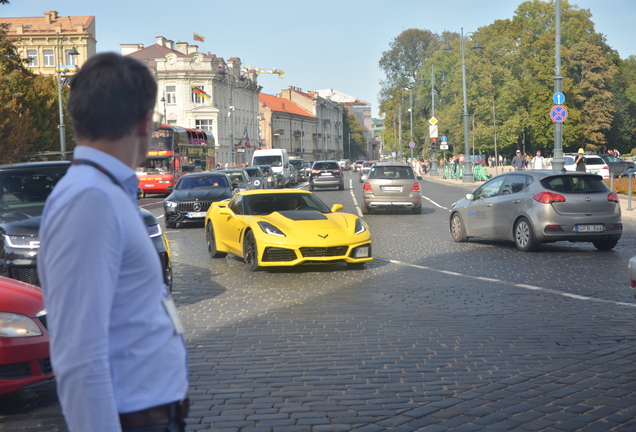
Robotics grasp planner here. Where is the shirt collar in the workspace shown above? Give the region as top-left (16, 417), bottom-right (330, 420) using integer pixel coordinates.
top-left (73, 146), bottom-right (140, 199)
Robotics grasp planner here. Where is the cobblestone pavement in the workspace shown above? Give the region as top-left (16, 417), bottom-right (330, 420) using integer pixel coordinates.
top-left (1, 172), bottom-right (635, 432)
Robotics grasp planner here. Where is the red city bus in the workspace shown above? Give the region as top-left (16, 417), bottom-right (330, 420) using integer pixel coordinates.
top-left (137, 125), bottom-right (215, 195)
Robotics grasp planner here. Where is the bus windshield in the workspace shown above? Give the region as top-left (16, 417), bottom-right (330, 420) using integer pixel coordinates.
top-left (138, 158), bottom-right (174, 174)
top-left (151, 129), bottom-right (174, 150)
top-left (253, 155), bottom-right (282, 167)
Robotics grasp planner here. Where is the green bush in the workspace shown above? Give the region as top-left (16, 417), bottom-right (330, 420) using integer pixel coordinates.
top-left (604, 178), bottom-right (636, 195)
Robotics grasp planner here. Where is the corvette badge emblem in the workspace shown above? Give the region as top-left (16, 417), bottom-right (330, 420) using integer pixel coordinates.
top-left (318, 234), bottom-right (328, 239)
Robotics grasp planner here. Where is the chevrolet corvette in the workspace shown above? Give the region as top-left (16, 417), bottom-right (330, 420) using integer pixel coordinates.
top-left (205, 190), bottom-right (372, 271)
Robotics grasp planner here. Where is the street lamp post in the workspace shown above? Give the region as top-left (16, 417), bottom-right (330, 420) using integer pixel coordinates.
top-left (446, 28), bottom-right (482, 183)
top-left (398, 98), bottom-right (403, 161)
top-left (408, 87), bottom-right (413, 160)
top-left (551, 0), bottom-right (565, 170)
top-left (55, 33), bottom-right (79, 160)
top-left (429, 66), bottom-right (446, 177)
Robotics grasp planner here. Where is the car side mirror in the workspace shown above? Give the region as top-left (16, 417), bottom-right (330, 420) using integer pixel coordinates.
top-left (331, 204), bottom-right (344, 212)
top-left (465, 193), bottom-right (475, 201)
top-left (231, 183), bottom-right (240, 189)
top-left (166, 186), bottom-right (174, 192)
top-left (417, 176), bottom-right (423, 180)
top-left (284, 163), bottom-right (289, 168)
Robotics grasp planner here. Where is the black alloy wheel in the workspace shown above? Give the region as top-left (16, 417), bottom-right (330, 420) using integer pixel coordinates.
top-left (243, 230), bottom-right (260, 271)
top-left (206, 223), bottom-right (226, 258)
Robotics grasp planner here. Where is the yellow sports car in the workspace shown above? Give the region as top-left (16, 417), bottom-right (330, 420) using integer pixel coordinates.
top-left (204, 190), bottom-right (372, 271)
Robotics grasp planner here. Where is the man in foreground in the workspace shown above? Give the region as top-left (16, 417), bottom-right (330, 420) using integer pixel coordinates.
top-left (38, 53), bottom-right (188, 432)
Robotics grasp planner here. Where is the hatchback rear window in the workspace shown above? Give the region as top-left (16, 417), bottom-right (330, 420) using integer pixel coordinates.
top-left (540, 175), bottom-right (608, 194)
top-left (369, 166), bottom-right (415, 179)
top-left (585, 158), bottom-right (604, 165)
top-left (313, 162), bottom-right (339, 170)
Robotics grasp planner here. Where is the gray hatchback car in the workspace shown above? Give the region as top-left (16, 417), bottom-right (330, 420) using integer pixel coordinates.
top-left (362, 163), bottom-right (422, 214)
top-left (449, 171), bottom-right (622, 251)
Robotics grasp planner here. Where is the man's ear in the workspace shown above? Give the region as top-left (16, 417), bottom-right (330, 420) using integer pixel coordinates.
top-left (137, 110), bottom-right (153, 137)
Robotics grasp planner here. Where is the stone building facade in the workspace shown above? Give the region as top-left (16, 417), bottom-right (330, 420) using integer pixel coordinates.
top-left (3, 10), bottom-right (96, 76)
top-left (123, 36), bottom-right (261, 166)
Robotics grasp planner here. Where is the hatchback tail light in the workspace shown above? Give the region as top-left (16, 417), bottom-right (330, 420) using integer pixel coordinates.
top-left (607, 192), bottom-right (619, 203)
top-left (411, 182), bottom-right (421, 192)
top-left (631, 279), bottom-right (636, 288)
top-left (362, 182), bottom-right (372, 192)
top-left (533, 192), bottom-right (566, 204)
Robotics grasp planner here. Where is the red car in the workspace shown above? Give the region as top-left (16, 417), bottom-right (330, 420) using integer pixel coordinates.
top-left (0, 276), bottom-right (53, 393)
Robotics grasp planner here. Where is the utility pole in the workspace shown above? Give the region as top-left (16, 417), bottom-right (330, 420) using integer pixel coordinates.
top-left (228, 71), bottom-right (234, 167)
top-left (551, 0), bottom-right (565, 170)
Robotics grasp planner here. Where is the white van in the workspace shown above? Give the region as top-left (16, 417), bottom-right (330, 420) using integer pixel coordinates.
top-left (251, 149), bottom-right (290, 187)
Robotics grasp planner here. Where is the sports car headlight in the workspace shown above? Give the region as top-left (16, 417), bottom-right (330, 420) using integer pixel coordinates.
top-left (4, 234), bottom-right (40, 249)
top-left (257, 221), bottom-right (286, 237)
top-left (165, 200), bottom-right (177, 210)
top-left (0, 312), bottom-right (42, 337)
top-left (354, 218), bottom-right (367, 235)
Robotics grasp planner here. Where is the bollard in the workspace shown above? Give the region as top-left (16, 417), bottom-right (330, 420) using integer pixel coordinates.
top-left (628, 173), bottom-right (633, 211)
top-left (610, 173), bottom-right (614, 191)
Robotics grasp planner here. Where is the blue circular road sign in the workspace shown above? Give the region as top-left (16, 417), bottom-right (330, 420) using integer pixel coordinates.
top-left (550, 105), bottom-right (568, 123)
top-left (553, 92), bottom-right (565, 105)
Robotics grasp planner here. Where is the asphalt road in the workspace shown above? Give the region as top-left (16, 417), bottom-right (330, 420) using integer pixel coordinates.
top-left (2, 171), bottom-right (636, 432)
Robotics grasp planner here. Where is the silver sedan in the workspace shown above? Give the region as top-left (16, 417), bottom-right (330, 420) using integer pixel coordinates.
top-left (449, 171), bottom-right (622, 251)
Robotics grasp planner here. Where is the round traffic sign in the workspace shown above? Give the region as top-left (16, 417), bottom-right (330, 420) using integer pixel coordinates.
top-left (553, 92), bottom-right (565, 105)
top-left (409, 142), bottom-right (415, 148)
top-left (550, 105), bottom-right (568, 123)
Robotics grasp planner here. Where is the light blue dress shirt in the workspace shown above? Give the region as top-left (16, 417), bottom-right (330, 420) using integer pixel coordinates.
top-left (38, 146), bottom-right (188, 432)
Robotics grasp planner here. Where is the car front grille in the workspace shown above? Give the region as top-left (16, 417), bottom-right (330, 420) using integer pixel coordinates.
top-left (300, 246), bottom-right (348, 258)
top-left (39, 358), bottom-right (53, 375)
top-left (9, 267), bottom-right (39, 286)
top-left (176, 201), bottom-right (213, 212)
top-left (263, 247), bottom-right (297, 262)
top-left (0, 362), bottom-right (31, 379)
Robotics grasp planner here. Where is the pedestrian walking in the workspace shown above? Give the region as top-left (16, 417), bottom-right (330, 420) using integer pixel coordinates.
top-left (498, 154), bottom-right (503, 166)
top-left (37, 53), bottom-right (189, 432)
top-left (530, 150), bottom-right (546, 170)
top-left (511, 150), bottom-right (526, 170)
top-left (575, 148), bottom-right (587, 172)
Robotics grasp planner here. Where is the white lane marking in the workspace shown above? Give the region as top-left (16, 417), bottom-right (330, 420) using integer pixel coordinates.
top-left (421, 195), bottom-right (451, 211)
top-left (389, 259), bottom-right (636, 309)
top-left (349, 178), bottom-right (363, 217)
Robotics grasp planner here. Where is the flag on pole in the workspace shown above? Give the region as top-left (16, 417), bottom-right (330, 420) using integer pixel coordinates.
top-left (193, 32), bottom-right (205, 42)
top-left (191, 86), bottom-right (210, 100)
top-left (243, 126), bottom-right (251, 148)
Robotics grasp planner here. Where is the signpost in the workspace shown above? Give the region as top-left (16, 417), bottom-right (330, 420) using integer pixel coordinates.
top-left (553, 92), bottom-right (565, 105)
top-left (550, 105), bottom-right (568, 123)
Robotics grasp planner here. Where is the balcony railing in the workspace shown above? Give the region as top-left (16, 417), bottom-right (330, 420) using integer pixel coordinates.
top-left (293, 130), bottom-right (303, 137)
top-left (273, 129), bottom-right (285, 136)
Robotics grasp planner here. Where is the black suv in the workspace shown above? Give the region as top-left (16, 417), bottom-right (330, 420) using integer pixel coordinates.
top-left (0, 161), bottom-right (173, 289)
top-left (309, 160), bottom-right (344, 191)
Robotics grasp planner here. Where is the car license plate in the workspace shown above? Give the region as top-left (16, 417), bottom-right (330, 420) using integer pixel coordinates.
top-left (144, 184), bottom-right (154, 187)
top-left (320, 172), bottom-right (332, 176)
top-left (187, 212), bottom-right (206, 218)
top-left (355, 246), bottom-right (369, 258)
top-left (382, 186), bottom-right (402, 192)
top-left (575, 224), bottom-right (605, 232)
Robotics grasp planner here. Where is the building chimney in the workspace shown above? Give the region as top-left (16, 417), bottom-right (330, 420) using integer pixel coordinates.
top-left (44, 11), bottom-right (58, 24)
top-left (175, 42), bottom-right (188, 54)
top-left (187, 44), bottom-right (198, 55)
top-left (155, 36), bottom-right (168, 47)
top-left (121, 43), bottom-right (144, 56)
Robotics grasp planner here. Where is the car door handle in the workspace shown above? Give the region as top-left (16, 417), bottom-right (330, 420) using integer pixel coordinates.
top-left (513, 200), bottom-right (520, 204)
top-left (487, 203), bottom-right (493, 207)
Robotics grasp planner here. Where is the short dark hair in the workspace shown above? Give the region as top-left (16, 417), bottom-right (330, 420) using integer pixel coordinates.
top-left (67, 53), bottom-right (157, 141)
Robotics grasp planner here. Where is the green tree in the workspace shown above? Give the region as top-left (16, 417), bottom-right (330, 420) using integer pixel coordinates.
top-left (342, 108), bottom-right (366, 160)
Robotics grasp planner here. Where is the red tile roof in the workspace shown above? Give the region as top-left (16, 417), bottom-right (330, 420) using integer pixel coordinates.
top-left (1, 10), bottom-right (94, 34)
top-left (259, 94), bottom-right (316, 118)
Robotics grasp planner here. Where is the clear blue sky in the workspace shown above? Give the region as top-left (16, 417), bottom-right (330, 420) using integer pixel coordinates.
top-left (3, 0), bottom-right (634, 117)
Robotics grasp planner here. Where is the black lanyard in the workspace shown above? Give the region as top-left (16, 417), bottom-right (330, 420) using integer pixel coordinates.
top-left (72, 158), bottom-right (129, 193)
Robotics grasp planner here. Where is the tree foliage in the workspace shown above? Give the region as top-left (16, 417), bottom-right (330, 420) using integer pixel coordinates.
top-left (342, 107), bottom-right (367, 160)
top-left (378, 0), bottom-right (636, 159)
top-left (0, 24), bottom-right (71, 163)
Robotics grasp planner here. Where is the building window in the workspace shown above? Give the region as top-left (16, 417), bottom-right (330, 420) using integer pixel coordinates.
top-left (166, 86), bottom-right (176, 104)
top-left (43, 50), bottom-right (54, 67)
top-left (65, 49), bottom-right (77, 65)
top-left (26, 50), bottom-right (38, 67)
top-left (195, 119), bottom-right (213, 131)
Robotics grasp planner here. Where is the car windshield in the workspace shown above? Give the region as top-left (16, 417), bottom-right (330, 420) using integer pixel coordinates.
top-left (289, 160), bottom-right (303, 168)
top-left (253, 155), bottom-right (282, 167)
top-left (564, 156), bottom-right (574, 165)
top-left (244, 193), bottom-right (331, 215)
top-left (0, 166), bottom-right (68, 210)
top-left (368, 166), bottom-right (415, 180)
top-left (245, 169), bottom-right (260, 178)
top-left (177, 175), bottom-right (227, 189)
top-left (540, 175), bottom-right (608, 193)
top-left (229, 174), bottom-right (245, 183)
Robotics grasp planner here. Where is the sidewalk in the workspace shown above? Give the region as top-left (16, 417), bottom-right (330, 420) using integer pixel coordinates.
top-left (422, 165), bottom-right (636, 221)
